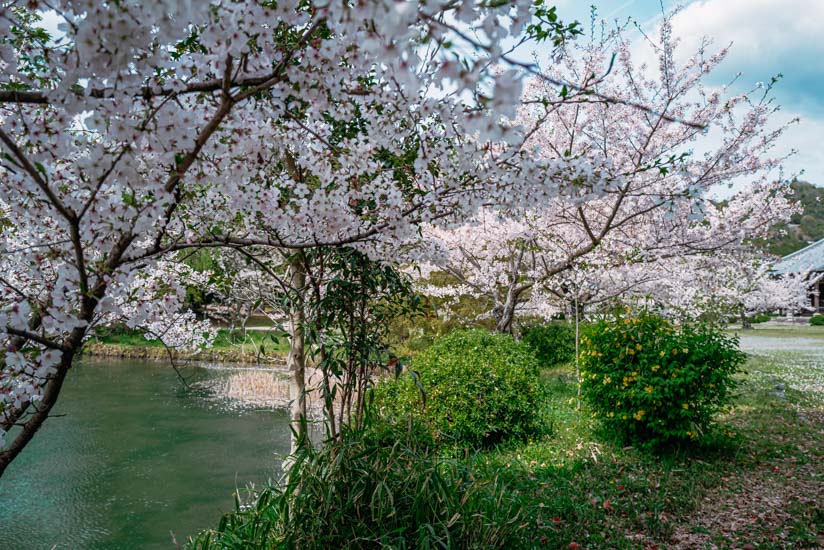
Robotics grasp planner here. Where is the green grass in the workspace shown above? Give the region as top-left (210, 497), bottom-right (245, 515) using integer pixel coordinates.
top-left (210, 329), bottom-right (290, 355)
top-left (95, 328), bottom-right (166, 347)
top-left (95, 327), bottom-right (290, 356)
top-left (469, 344), bottom-right (823, 548)
top-left (726, 324), bottom-right (824, 339)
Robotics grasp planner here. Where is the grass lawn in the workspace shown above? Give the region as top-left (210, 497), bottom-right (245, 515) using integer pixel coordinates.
top-left (727, 323), bottom-right (824, 340)
top-left (473, 329), bottom-right (823, 549)
top-left (94, 327), bottom-right (291, 356)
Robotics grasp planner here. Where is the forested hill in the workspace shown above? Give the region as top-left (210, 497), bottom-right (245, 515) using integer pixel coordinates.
top-left (761, 181), bottom-right (824, 257)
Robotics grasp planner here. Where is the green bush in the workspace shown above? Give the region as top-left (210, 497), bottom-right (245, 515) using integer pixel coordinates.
top-left (520, 322), bottom-right (576, 367)
top-left (375, 330), bottom-right (546, 448)
top-left (810, 314), bottom-right (824, 326)
top-left (580, 313), bottom-right (745, 448)
top-left (746, 312), bottom-right (774, 324)
top-left (189, 425), bottom-right (522, 549)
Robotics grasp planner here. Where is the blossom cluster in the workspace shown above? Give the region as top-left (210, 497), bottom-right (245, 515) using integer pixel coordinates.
top-left (0, 0), bottom-right (578, 456)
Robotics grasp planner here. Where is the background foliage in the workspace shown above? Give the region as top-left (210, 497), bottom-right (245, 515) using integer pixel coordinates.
top-left (759, 180), bottom-right (824, 256)
top-left (521, 322), bottom-right (576, 368)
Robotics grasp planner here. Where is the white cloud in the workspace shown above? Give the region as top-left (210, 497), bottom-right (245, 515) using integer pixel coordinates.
top-left (672, 0), bottom-right (824, 184)
top-left (627, 0), bottom-right (824, 186)
top-left (779, 113), bottom-right (824, 184)
top-left (666, 0), bottom-right (824, 89)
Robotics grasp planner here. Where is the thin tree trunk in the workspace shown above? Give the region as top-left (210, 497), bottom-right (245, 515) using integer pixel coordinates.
top-left (495, 286), bottom-right (519, 333)
top-left (286, 254), bottom-right (307, 454)
top-left (740, 307), bottom-right (752, 330)
top-left (574, 294), bottom-right (581, 411)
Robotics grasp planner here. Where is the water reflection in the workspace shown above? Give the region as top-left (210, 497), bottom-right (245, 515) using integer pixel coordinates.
top-left (0, 360), bottom-right (292, 550)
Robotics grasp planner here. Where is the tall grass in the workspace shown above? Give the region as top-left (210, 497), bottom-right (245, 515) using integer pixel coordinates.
top-left (189, 425), bottom-right (523, 549)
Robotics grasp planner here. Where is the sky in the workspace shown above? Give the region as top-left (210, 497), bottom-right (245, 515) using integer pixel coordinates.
top-left (547, 0), bottom-right (824, 186)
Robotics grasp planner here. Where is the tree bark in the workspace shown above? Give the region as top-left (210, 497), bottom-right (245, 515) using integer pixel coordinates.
top-left (495, 285), bottom-right (519, 333)
top-left (286, 254), bottom-right (307, 454)
top-left (740, 308), bottom-right (752, 330)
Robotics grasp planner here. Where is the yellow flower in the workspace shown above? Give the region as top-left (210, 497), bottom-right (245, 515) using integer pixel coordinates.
top-left (672, 348), bottom-right (678, 355)
top-left (627, 349), bottom-right (635, 355)
top-left (633, 410), bottom-right (646, 421)
top-left (659, 351), bottom-right (666, 357)
top-left (636, 344), bottom-right (642, 351)
top-left (644, 385), bottom-right (653, 393)
top-left (682, 348), bottom-right (689, 354)
top-left (651, 365), bottom-right (660, 372)
top-left (631, 371), bottom-right (638, 377)
top-left (682, 403), bottom-right (689, 410)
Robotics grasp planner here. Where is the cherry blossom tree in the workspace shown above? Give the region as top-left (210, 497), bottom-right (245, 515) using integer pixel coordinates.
top-left (418, 13), bottom-right (797, 332)
top-left (0, 0), bottom-right (599, 474)
top-left (621, 252), bottom-right (810, 324)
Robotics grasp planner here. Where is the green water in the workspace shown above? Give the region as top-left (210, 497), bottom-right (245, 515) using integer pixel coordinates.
top-left (0, 360), bottom-right (291, 549)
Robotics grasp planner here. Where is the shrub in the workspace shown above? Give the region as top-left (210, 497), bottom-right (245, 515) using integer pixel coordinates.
top-left (810, 314), bottom-right (824, 326)
top-left (375, 330), bottom-right (545, 448)
top-left (520, 322), bottom-right (576, 367)
top-left (189, 425), bottom-right (522, 549)
top-left (746, 312), bottom-right (773, 324)
top-left (580, 313), bottom-right (745, 448)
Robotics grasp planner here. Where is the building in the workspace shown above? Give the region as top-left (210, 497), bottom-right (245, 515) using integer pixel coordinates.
top-left (772, 237), bottom-right (824, 313)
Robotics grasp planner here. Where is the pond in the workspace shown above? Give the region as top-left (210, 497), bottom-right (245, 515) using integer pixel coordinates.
top-left (0, 360), bottom-right (292, 549)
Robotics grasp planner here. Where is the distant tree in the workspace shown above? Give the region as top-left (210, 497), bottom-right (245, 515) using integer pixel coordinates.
top-left (418, 13), bottom-right (796, 332)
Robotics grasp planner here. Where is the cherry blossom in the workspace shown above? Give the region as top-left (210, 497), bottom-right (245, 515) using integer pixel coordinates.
top-left (417, 13), bottom-right (797, 332)
top-left (0, 0), bottom-right (585, 473)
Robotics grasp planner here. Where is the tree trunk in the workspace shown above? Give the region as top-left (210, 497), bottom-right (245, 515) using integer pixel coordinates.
top-left (495, 286), bottom-right (519, 333)
top-left (286, 254), bottom-right (307, 454)
top-left (574, 295), bottom-right (581, 411)
top-left (740, 308), bottom-right (752, 330)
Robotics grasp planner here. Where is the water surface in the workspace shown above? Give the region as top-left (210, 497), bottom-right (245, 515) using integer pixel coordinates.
top-left (0, 360), bottom-right (291, 549)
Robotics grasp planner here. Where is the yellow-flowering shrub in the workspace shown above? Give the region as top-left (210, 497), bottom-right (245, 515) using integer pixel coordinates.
top-left (580, 313), bottom-right (745, 448)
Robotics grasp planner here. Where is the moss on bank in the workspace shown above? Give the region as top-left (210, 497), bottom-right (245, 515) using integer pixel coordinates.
top-left (84, 328), bottom-right (289, 364)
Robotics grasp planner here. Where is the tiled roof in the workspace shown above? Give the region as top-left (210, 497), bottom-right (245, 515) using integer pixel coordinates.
top-left (772, 237), bottom-right (824, 274)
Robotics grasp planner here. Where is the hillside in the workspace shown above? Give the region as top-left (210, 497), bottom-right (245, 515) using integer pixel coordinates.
top-left (761, 180), bottom-right (824, 257)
